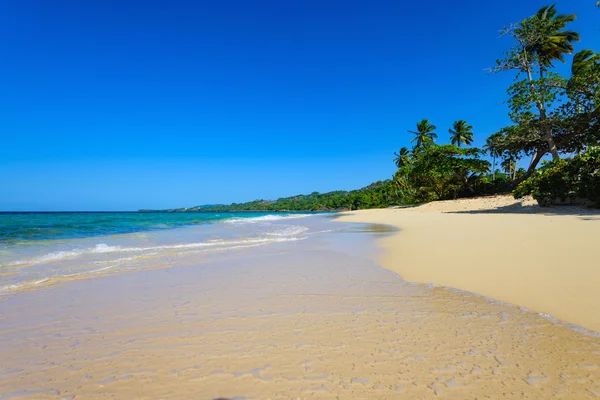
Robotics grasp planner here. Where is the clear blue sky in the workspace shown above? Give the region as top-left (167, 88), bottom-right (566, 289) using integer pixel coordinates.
top-left (1, 0), bottom-right (599, 211)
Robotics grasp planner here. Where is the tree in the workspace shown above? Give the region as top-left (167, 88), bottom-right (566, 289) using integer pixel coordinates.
top-left (409, 119), bottom-right (438, 151)
top-left (494, 5), bottom-right (580, 163)
top-left (393, 147), bottom-right (411, 168)
top-left (557, 49), bottom-right (600, 154)
top-left (395, 144), bottom-right (490, 201)
top-left (501, 155), bottom-right (518, 180)
top-left (571, 49), bottom-right (597, 75)
top-left (526, 6), bottom-right (579, 70)
top-left (449, 120), bottom-right (474, 147)
top-left (484, 132), bottom-right (504, 181)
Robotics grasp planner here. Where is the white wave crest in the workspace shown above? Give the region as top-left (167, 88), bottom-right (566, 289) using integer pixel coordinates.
top-left (265, 226), bottom-right (309, 237)
top-left (3, 236), bottom-right (307, 268)
top-left (91, 244), bottom-right (122, 253)
top-left (225, 214), bottom-right (313, 224)
top-left (2, 244), bottom-right (121, 268)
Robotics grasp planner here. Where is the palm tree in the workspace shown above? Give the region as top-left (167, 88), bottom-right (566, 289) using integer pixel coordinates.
top-left (525, 5), bottom-right (580, 71)
top-left (501, 156), bottom-right (518, 181)
top-left (484, 133), bottom-right (503, 182)
top-left (409, 119), bottom-right (437, 151)
top-left (449, 120), bottom-right (474, 147)
top-left (515, 5), bottom-right (580, 160)
top-left (393, 147), bottom-right (411, 168)
top-left (571, 49), bottom-right (598, 75)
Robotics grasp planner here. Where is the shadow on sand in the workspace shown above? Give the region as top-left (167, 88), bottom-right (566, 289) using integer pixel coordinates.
top-left (447, 202), bottom-right (600, 220)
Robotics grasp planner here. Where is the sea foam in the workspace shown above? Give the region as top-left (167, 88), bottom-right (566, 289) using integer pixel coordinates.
top-left (2, 235), bottom-right (307, 268)
top-left (224, 214), bottom-right (313, 224)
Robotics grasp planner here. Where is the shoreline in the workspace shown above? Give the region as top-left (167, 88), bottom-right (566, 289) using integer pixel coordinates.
top-left (2, 213), bottom-right (600, 398)
top-left (336, 195), bottom-right (600, 333)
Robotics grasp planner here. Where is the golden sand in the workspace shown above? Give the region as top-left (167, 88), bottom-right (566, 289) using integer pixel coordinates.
top-left (337, 195), bottom-right (600, 333)
top-left (1, 213), bottom-right (600, 399)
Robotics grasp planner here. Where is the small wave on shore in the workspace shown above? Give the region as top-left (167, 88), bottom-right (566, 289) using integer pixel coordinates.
top-left (224, 213), bottom-right (314, 224)
top-left (0, 212), bottom-right (323, 295)
top-left (3, 237), bottom-right (305, 269)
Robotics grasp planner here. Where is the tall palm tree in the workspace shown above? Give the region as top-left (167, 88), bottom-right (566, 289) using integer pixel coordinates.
top-left (409, 119), bottom-right (437, 151)
top-left (525, 5), bottom-right (580, 71)
top-left (514, 5), bottom-right (580, 160)
top-left (501, 156), bottom-right (518, 181)
top-left (393, 147), bottom-right (411, 168)
top-left (484, 133), bottom-right (503, 182)
top-left (449, 120), bottom-right (474, 147)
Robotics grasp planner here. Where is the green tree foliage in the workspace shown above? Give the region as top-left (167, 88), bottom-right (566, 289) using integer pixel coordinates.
top-left (484, 132), bottom-right (504, 181)
top-left (409, 119), bottom-right (437, 151)
top-left (481, 5), bottom-right (600, 203)
top-left (159, 181), bottom-right (404, 212)
top-left (501, 155), bottom-right (518, 180)
top-left (557, 49), bottom-right (600, 154)
top-left (525, 5), bottom-right (579, 69)
top-left (449, 120), bottom-right (474, 147)
top-left (488, 4), bottom-right (600, 192)
top-left (393, 147), bottom-right (411, 168)
top-left (514, 147), bottom-right (600, 207)
top-left (394, 145), bottom-right (490, 202)
top-left (493, 5), bottom-right (580, 171)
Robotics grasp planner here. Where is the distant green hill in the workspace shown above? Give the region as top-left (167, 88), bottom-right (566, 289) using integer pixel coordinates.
top-left (141, 180), bottom-right (399, 212)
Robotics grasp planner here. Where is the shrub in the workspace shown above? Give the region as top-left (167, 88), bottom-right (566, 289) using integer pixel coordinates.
top-left (513, 147), bottom-right (600, 207)
top-left (474, 173), bottom-right (511, 195)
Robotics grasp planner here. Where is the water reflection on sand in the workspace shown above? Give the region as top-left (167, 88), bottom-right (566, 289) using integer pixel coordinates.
top-left (1, 216), bottom-right (599, 399)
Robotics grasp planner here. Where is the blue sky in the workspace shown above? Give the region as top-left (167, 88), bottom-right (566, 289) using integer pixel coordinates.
top-left (1, 0), bottom-right (599, 211)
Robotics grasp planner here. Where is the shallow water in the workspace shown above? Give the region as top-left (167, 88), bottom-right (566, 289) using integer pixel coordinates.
top-left (0, 212), bottom-right (317, 292)
top-left (1, 215), bottom-right (599, 399)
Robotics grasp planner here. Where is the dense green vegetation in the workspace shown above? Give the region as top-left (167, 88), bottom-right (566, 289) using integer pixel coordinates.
top-left (161, 181), bottom-right (399, 212)
top-left (514, 147), bottom-right (600, 207)
top-left (153, 4), bottom-right (600, 213)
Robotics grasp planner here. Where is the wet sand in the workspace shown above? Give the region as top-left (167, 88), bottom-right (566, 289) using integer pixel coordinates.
top-left (337, 195), bottom-right (600, 333)
top-left (1, 217), bottom-right (600, 399)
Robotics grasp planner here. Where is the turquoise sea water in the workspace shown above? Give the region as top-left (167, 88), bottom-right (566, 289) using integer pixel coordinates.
top-left (0, 212), bottom-right (322, 293)
top-left (0, 212), bottom-right (308, 242)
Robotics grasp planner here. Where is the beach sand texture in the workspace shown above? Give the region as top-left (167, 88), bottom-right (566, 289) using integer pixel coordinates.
top-left (337, 195), bottom-right (600, 334)
top-left (1, 212), bottom-right (600, 399)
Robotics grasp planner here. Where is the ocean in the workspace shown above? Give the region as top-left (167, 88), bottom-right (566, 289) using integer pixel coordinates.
top-left (0, 211), bottom-right (322, 293)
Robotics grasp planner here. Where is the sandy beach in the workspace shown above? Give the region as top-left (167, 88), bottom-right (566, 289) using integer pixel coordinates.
top-left (337, 195), bottom-right (600, 334)
top-left (1, 212), bottom-right (600, 399)
top-left (5, 0), bottom-right (600, 398)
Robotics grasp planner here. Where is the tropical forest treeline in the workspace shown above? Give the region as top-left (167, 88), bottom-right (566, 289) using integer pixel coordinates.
top-left (151, 4), bottom-right (600, 212)
top-left (149, 181), bottom-right (398, 212)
